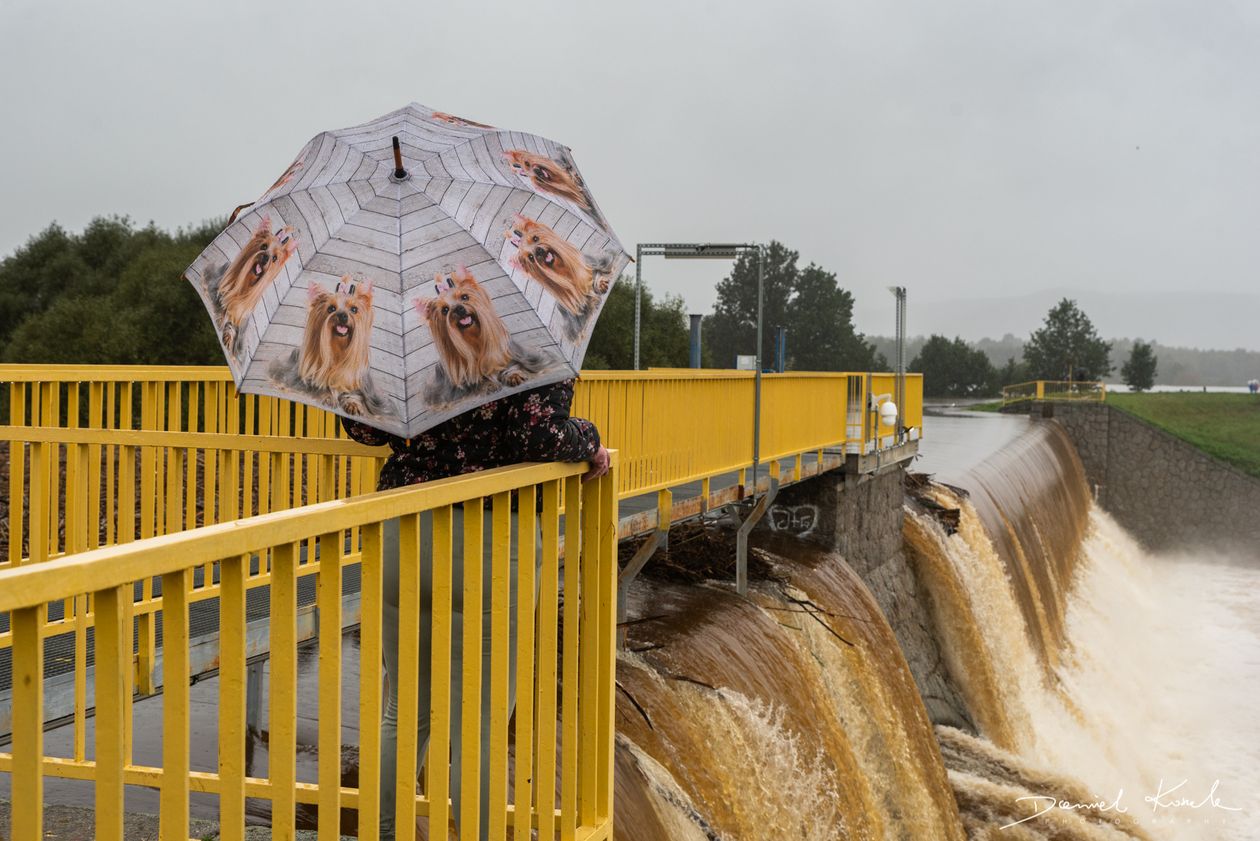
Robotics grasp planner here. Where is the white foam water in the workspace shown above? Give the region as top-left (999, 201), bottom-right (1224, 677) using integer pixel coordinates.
top-left (1040, 513), bottom-right (1260, 840)
top-left (934, 500), bottom-right (1260, 840)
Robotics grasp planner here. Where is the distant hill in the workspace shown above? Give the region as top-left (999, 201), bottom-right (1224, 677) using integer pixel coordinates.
top-left (869, 333), bottom-right (1260, 387)
top-left (857, 289), bottom-right (1260, 353)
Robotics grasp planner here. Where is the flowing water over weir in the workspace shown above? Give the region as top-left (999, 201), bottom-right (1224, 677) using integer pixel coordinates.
top-left (617, 421), bottom-right (1260, 840)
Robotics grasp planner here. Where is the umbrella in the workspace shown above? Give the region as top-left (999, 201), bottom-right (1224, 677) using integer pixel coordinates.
top-left (183, 102), bottom-right (630, 438)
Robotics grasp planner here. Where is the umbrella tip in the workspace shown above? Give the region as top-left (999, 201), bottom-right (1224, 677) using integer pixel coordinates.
top-left (391, 136), bottom-right (408, 180)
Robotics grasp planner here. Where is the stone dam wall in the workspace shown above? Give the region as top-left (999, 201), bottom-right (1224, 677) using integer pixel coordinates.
top-left (762, 466), bottom-right (975, 731)
top-left (1049, 402), bottom-right (1260, 559)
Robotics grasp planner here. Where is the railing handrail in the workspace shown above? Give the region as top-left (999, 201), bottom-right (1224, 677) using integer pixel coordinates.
top-left (0, 424), bottom-right (385, 455)
top-left (0, 456), bottom-right (594, 612)
top-left (1000, 379), bottom-right (1107, 404)
top-left (0, 364), bottom-right (235, 383)
top-left (0, 362), bottom-right (921, 382)
top-left (1005, 379), bottom-right (1104, 389)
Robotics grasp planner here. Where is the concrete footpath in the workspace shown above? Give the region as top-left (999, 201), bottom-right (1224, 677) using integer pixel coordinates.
top-left (0, 800), bottom-right (353, 841)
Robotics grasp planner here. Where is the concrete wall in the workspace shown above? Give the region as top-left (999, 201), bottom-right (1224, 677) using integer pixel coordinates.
top-left (764, 467), bottom-right (976, 732)
top-left (1051, 402), bottom-right (1260, 558)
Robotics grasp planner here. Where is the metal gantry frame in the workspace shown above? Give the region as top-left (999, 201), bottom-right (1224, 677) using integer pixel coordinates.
top-left (633, 242), bottom-right (768, 478)
top-left (630, 242), bottom-right (769, 598)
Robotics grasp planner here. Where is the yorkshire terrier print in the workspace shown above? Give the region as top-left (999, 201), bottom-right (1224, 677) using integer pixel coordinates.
top-left (204, 216), bottom-right (298, 356)
top-left (418, 266), bottom-right (552, 408)
top-left (431, 111), bottom-right (495, 130)
top-left (501, 148), bottom-right (597, 215)
top-left (505, 215), bottom-right (615, 341)
top-left (264, 158), bottom-right (303, 195)
top-left (269, 276), bottom-right (396, 419)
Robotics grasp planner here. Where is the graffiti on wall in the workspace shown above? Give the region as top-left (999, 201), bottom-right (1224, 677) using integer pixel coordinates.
top-left (768, 504), bottom-right (819, 537)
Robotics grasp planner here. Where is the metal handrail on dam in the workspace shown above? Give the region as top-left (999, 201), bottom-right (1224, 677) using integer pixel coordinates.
top-left (1001, 379), bottom-right (1106, 406)
top-left (0, 365), bottom-right (923, 840)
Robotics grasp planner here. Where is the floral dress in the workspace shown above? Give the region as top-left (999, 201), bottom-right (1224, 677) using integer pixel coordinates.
top-left (341, 378), bottom-right (601, 492)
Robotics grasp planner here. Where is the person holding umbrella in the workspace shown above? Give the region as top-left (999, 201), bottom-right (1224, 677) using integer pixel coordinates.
top-left (182, 102), bottom-right (630, 839)
top-left (343, 378), bottom-right (609, 839)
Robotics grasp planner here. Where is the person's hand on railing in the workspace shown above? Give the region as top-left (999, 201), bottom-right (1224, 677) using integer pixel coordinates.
top-left (583, 446), bottom-right (610, 482)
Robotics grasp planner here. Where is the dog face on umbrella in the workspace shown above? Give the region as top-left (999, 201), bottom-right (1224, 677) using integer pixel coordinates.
top-left (418, 266), bottom-right (516, 390)
top-left (265, 159), bottom-right (303, 195)
top-left (216, 216), bottom-right (297, 348)
top-left (432, 111), bottom-right (494, 129)
top-left (502, 149), bottom-right (591, 211)
top-left (506, 215), bottom-right (609, 316)
top-left (300, 277), bottom-right (374, 394)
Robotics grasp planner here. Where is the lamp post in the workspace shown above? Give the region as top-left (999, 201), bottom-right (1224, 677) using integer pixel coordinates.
top-left (888, 286), bottom-right (907, 445)
top-left (633, 242), bottom-right (765, 475)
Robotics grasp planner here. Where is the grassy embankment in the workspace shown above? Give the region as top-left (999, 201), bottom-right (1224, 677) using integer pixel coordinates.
top-left (1106, 393), bottom-right (1260, 479)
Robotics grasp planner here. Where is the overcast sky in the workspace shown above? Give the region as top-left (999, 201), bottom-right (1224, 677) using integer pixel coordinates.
top-left (2, 0), bottom-right (1257, 348)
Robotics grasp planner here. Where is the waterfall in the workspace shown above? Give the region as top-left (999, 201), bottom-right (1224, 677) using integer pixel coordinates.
top-left (615, 540), bottom-right (965, 840)
top-left (615, 421), bottom-right (1260, 840)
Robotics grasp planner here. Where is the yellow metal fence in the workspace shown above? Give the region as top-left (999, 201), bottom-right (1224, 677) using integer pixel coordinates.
top-left (0, 365), bottom-right (923, 840)
top-left (1, 366), bottom-right (924, 525)
top-left (0, 458), bottom-right (619, 841)
top-left (1001, 379), bottom-right (1106, 406)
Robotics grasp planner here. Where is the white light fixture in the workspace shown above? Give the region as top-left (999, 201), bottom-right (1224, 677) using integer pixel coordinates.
top-left (879, 401), bottom-right (899, 428)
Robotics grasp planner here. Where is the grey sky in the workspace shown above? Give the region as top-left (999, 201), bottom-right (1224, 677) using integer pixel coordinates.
top-left (2, 0), bottom-right (1257, 348)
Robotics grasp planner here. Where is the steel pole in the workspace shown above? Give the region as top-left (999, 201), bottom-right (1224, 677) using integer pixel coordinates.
top-left (752, 245), bottom-right (764, 490)
top-left (898, 288), bottom-right (907, 443)
top-left (633, 243), bottom-right (643, 370)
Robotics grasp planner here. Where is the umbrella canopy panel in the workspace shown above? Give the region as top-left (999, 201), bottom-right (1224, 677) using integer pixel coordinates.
top-left (184, 103), bottom-right (630, 438)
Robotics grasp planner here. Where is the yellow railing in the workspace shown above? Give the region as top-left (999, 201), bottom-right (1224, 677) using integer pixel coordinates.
top-left (1, 426), bottom-right (384, 566)
top-left (0, 457), bottom-right (619, 841)
top-left (1001, 380), bottom-right (1107, 406)
top-left (2, 365), bottom-right (924, 506)
top-left (0, 365), bottom-right (925, 839)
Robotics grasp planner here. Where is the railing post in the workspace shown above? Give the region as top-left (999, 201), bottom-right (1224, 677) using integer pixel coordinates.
top-left (561, 474), bottom-right (582, 840)
top-left (535, 480), bottom-right (561, 841)
top-left (94, 585), bottom-right (127, 841)
top-left (8, 382), bottom-right (26, 566)
top-left (10, 604), bottom-right (46, 841)
top-left (513, 485), bottom-right (538, 841)
top-left (219, 553), bottom-right (248, 841)
top-left (580, 474), bottom-right (603, 827)
top-left (1036, 380), bottom-right (1045, 400)
top-left (160, 568), bottom-right (190, 841)
top-left (269, 542), bottom-right (300, 840)
top-left (489, 492), bottom-right (512, 839)
top-left (427, 507), bottom-right (455, 840)
top-left (317, 532), bottom-right (344, 839)
top-left (598, 461), bottom-right (619, 824)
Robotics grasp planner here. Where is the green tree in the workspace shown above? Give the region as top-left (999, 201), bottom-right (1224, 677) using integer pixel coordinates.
top-left (910, 335), bottom-right (999, 397)
top-left (786, 264), bottom-right (881, 370)
top-left (995, 356), bottom-right (1029, 389)
top-left (1, 216), bottom-right (223, 364)
top-left (1023, 298), bottom-right (1112, 381)
top-left (583, 278), bottom-right (693, 369)
top-left (1121, 339), bottom-right (1158, 392)
top-left (705, 241), bottom-right (796, 368)
top-left (705, 241), bottom-right (878, 370)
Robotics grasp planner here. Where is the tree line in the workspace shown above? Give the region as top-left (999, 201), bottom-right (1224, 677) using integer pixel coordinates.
top-left (905, 299), bottom-right (1159, 396)
top-left (0, 222), bottom-right (884, 375)
top-left (0, 218), bottom-right (1164, 393)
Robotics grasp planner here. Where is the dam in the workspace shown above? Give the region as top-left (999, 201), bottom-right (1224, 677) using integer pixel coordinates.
top-left (611, 408), bottom-right (1260, 840)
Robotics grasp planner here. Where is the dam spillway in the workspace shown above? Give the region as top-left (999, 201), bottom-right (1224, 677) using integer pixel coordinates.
top-left (614, 413), bottom-right (1260, 840)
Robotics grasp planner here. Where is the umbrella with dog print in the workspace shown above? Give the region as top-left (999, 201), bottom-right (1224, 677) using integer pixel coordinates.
top-left (183, 102), bottom-right (631, 438)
